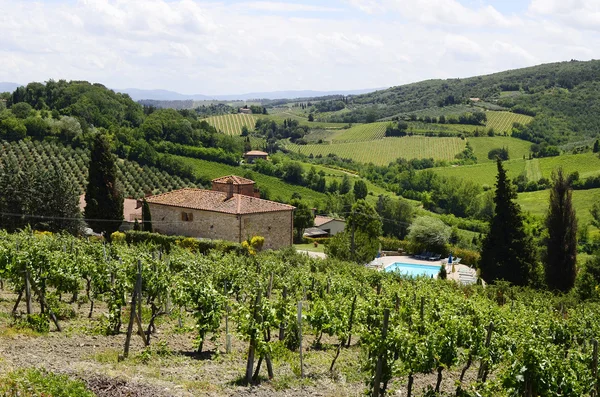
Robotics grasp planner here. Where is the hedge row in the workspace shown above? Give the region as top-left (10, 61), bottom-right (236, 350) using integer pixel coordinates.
top-left (124, 231), bottom-right (246, 255)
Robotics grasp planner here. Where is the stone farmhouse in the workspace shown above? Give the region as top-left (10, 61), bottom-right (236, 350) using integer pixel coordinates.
top-left (243, 150), bottom-right (269, 164)
top-left (146, 176), bottom-right (295, 249)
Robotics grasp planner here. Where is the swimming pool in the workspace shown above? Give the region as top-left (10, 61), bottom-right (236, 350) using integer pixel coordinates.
top-left (384, 262), bottom-right (441, 278)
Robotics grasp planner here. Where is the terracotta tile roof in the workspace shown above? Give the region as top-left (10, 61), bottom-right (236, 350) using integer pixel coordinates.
top-left (146, 188), bottom-right (295, 215)
top-left (211, 175), bottom-right (255, 185)
top-left (314, 215), bottom-right (344, 227)
top-left (244, 150), bottom-right (268, 156)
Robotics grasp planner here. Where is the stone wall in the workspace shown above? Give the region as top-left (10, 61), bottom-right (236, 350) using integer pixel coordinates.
top-left (148, 203), bottom-right (293, 249)
top-left (149, 203), bottom-right (240, 242)
top-left (240, 211), bottom-right (293, 250)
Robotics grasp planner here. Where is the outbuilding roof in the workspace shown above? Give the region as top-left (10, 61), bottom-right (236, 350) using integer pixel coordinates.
top-left (146, 188), bottom-right (294, 215)
top-left (244, 150), bottom-right (268, 156)
top-left (211, 175), bottom-right (255, 185)
top-left (314, 215), bottom-right (344, 227)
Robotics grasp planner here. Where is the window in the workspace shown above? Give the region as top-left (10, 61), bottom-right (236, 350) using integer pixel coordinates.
top-left (181, 212), bottom-right (194, 221)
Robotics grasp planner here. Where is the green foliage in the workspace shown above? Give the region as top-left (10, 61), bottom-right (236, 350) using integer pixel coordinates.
top-left (84, 133), bottom-right (124, 237)
top-left (142, 199), bottom-right (152, 233)
top-left (481, 159), bottom-right (536, 286)
top-left (13, 314), bottom-right (50, 333)
top-left (544, 168), bottom-right (577, 292)
top-left (0, 158), bottom-right (82, 233)
top-left (376, 195), bottom-right (414, 239)
top-left (407, 216), bottom-right (450, 254)
top-left (353, 179), bottom-right (368, 200)
top-left (290, 199), bottom-right (314, 242)
top-left (487, 147), bottom-right (509, 161)
top-left (0, 368), bottom-right (94, 397)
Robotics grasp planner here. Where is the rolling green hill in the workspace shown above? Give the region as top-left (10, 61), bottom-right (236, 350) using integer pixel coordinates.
top-left (326, 60), bottom-right (600, 146)
top-left (431, 152), bottom-right (600, 187)
top-left (286, 136), bottom-right (465, 166)
top-left (167, 154), bottom-right (330, 204)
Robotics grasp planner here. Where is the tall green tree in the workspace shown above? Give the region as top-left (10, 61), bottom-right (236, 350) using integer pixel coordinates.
top-left (339, 174), bottom-right (352, 195)
top-left (142, 199), bottom-right (153, 233)
top-left (353, 179), bottom-right (368, 200)
top-left (544, 168), bottom-right (577, 292)
top-left (84, 133), bottom-right (124, 237)
top-left (480, 159), bottom-right (536, 285)
top-left (290, 199), bottom-right (314, 242)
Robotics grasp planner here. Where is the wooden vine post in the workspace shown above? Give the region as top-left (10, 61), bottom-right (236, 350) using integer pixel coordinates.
top-left (346, 295), bottom-right (357, 348)
top-left (279, 286), bottom-right (287, 341)
top-left (477, 321), bottom-right (494, 382)
top-left (24, 269), bottom-right (32, 315)
top-left (298, 301), bottom-right (304, 378)
top-left (245, 283), bottom-right (262, 384)
top-left (372, 309), bottom-right (390, 397)
top-left (121, 260), bottom-right (146, 360)
top-left (593, 339), bottom-right (598, 397)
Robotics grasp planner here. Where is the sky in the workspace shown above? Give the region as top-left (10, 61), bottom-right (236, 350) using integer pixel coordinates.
top-left (0, 0), bottom-right (599, 95)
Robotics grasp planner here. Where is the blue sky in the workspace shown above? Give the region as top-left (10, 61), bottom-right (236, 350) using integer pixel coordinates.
top-left (0, 0), bottom-right (598, 94)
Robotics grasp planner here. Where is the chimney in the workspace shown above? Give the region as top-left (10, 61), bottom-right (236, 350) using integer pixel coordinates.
top-left (226, 181), bottom-right (234, 200)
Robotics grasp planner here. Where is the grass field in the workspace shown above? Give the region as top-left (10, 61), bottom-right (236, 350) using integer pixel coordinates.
top-left (206, 114), bottom-right (257, 135)
top-left (517, 187), bottom-right (600, 228)
top-left (168, 155), bottom-right (329, 204)
top-left (432, 152), bottom-right (600, 186)
top-left (467, 136), bottom-right (533, 163)
top-left (264, 112), bottom-right (348, 129)
top-left (286, 136), bottom-right (465, 166)
top-left (433, 160), bottom-right (526, 186)
top-left (485, 111), bottom-right (533, 132)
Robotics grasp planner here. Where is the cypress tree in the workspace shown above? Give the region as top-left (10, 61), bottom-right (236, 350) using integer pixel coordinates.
top-left (84, 133), bottom-right (123, 238)
top-left (594, 139), bottom-right (599, 153)
top-left (142, 198), bottom-right (153, 233)
top-left (544, 168), bottom-right (577, 291)
top-left (480, 159), bottom-right (535, 285)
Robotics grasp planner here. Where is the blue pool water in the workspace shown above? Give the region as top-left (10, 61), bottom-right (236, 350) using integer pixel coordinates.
top-left (384, 262), bottom-right (440, 278)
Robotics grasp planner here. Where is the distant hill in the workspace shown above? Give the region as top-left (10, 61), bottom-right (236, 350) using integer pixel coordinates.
top-left (0, 82), bottom-right (19, 93)
top-left (117, 87), bottom-right (381, 101)
top-left (326, 60), bottom-right (600, 146)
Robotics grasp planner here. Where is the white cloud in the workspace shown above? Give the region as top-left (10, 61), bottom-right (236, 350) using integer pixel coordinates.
top-left (0, 0), bottom-right (598, 94)
top-left (529, 0), bottom-right (600, 32)
top-left (244, 2), bottom-right (341, 12)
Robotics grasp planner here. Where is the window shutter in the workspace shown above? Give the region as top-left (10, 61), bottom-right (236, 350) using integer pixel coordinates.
top-left (188, 212), bottom-right (194, 221)
top-left (181, 212), bottom-right (187, 221)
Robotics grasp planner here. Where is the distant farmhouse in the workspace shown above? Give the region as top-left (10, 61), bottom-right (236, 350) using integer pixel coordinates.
top-left (303, 215), bottom-right (345, 238)
top-left (239, 108), bottom-right (252, 114)
top-left (243, 150), bottom-right (268, 163)
top-left (146, 176), bottom-right (295, 249)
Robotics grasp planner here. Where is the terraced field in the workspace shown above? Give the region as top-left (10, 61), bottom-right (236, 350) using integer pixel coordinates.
top-left (485, 111), bottom-right (533, 132)
top-left (330, 122), bottom-right (389, 142)
top-left (286, 136), bottom-right (465, 165)
top-left (206, 113), bottom-right (257, 135)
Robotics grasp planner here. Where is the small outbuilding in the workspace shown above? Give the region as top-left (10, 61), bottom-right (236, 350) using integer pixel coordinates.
top-left (243, 150), bottom-right (269, 163)
top-left (314, 215), bottom-right (345, 236)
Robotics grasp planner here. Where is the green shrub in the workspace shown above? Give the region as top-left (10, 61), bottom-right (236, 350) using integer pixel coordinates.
top-left (13, 314), bottom-right (50, 334)
top-left (124, 231), bottom-right (245, 255)
top-left (449, 246), bottom-right (480, 267)
top-left (304, 237), bottom-right (331, 245)
top-left (0, 368), bottom-right (94, 397)
top-left (378, 237), bottom-right (410, 252)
